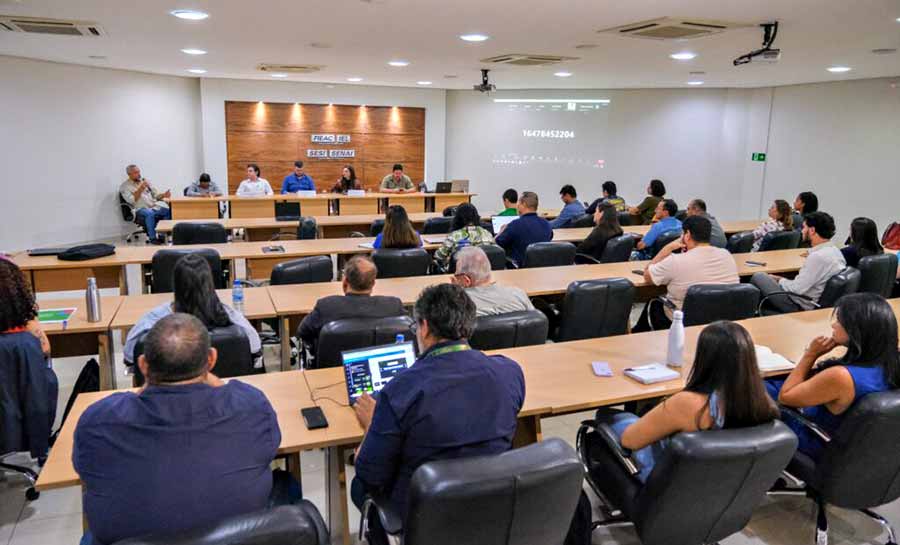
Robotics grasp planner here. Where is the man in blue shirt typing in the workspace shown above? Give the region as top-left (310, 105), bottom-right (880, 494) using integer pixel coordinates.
top-left (74, 314), bottom-right (281, 545)
top-left (351, 284), bottom-right (525, 543)
top-left (548, 184), bottom-right (586, 228)
top-left (632, 198), bottom-right (682, 260)
top-left (281, 160), bottom-right (316, 193)
top-left (495, 191), bottom-right (553, 266)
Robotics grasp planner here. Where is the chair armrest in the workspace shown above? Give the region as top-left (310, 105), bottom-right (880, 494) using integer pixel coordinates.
top-left (361, 493), bottom-right (403, 537)
top-left (780, 406), bottom-right (832, 443)
top-left (574, 253), bottom-right (602, 265)
top-left (577, 420), bottom-right (640, 476)
top-left (758, 291), bottom-right (818, 314)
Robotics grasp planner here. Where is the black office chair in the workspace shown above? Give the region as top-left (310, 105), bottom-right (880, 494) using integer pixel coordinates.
top-left (448, 244), bottom-right (508, 272)
top-left (270, 256), bottom-right (333, 285)
top-left (315, 316), bottom-right (415, 368)
top-left (480, 220), bottom-right (495, 235)
top-left (674, 209), bottom-right (688, 221)
top-left (469, 310), bottom-right (548, 350)
top-left (442, 205), bottom-right (457, 217)
top-left (772, 392), bottom-right (900, 545)
top-left (522, 241), bottom-right (576, 268)
top-left (577, 234), bottom-right (636, 264)
top-left (372, 248), bottom-right (431, 278)
top-left (758, 230), bottom-right (802, 252)
top-left (172, 222), bottom-right (228, 245)
top-left (422, 217), bottom-right (452, 235)
top-left (649, 230), bottom-right (682, 259)
top-left (758, 267), bottom-right (861, 315)
top-left (555, 278), bottom-right (635, 342)
top-left (569, 214), bottom-right (595, 228)
top-left (297, 217), bottom-right (318, 240)
top-left (617, 211), bottom-right (633, 227)
top-left (119, 193), bottom-right (149, 244)
top-left (369, 219), bottom-right (386, 237)
top-left (113, 503), bottom-right (329, 545)
top-left (578, 420), bottom-right (796, 545)
top-left (151, 249), bottom-right (226, 293)
top-left (857, 253), bottom-right (898, 298)
top-left (680, 284), bottom-right (761, 327)
top-left (360, 438), bottom-right (583, 545)
top-left (727, 231), bottom-right (755, 254)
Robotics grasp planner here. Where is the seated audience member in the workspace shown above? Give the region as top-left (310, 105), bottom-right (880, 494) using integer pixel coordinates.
top-left (841, 217), bottom-right (883, 268)
top-left (585, 180), bottom-right (627, 215)
top-left (495, 191), bottom-right (553, 266)
top-left (686, 198), bottom-right (727, 248)
top-left (433, 203), bottom-right (495, 269)
top-left (119, 164), bottom-right (171, 243)
top-left (297, 256), bottom-right (405, 359)
top-left (766, 293), bottom-right (899, 460)
top-left (631, 199), bottom-right (681, 261)
top-left (351, 284), bottom-right (525, 533)
top-left (549, 184), bottom-right (587, 228)
top-left (576, 203), bottom-right (623, 262)
top-left (635, 215), bottom-right (738, 332)
top-left (124, 254), bottom-right (260, 366)
top-left (751, 199), bottom-right (793, 251)
top-left (497, 188), bottom-right (519, 216)
top-left (74, 313), bottom-right (282, 545)
top-left (236, 164), bottom-right (273, 196)
top-left (595, 321), bottom-right (778, 482)
top-left (451, 246), bottom-right (534, 316)
top-left (380, 164), bottom-right (415, 193)
top-left (793, 191), bottom-right (819, 229)
top-left (186, 172), bottom-right (223, 197)
top-left (629, 179), bottom-right (666, 225)
top-left (751, 211), bottom-right (845, 312)
top-left (373, 205), bottom-right (422, 249)
top-left (331, 165), bottom-right (362, 193)
top-left (0, 259), bottom-right (52, 356)
top-left (281, 161), bottom-right (316, 193)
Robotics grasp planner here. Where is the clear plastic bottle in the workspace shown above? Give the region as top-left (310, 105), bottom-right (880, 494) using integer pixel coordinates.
top-left (232, 279), bottom-right (245, 313)
top-left (395, 334), bottom-right (405, 344)
top-left (667, 310), bottom-right (685, 367)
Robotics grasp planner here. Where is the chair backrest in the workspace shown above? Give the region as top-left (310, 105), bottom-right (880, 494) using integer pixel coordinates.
top-left (815, 391), bottom-right (900, 508)
top-left (570, 214), bottom-right (595, 228)
top-left (442, 205), bottom-right (457, 217)
top-left (600, 234), bottom-right (635, 263)
top-left (371, 248), bottom-right (431, 278)
top-left (422, 217), bottom-right (453, 235)
top-left (112, 502), bottom-right (329, 545)
top-left (817, 267), bottom-right (861, 308)
top-left (449, 244), bottom-right (507, 272)
top-left (270, 256), bottom-right (333, 285)
top-left (557, 278), bottom-right (635, 341)
top-left (617, 210), bottom-right (633, 227)
top-left (316, 315), bottom-right (415, 368)
top-left (650, 230), bottom-right (682, 258)
top-left (857, 253), bottom-right (898, 298)
top-left (151, 249), bottom-right (225, 293)
top-left (522, 242), bottom-right (576, 269)
top-left (726, 231), bottom-right (755, 254)
top-left (674, 209), bottom-right (688, 221)
top-left (133, 324), bottom-right (254, 385)
top-left (172, 222), bottom-right (228, 245)
top-left (404, 438), bottom-right (583, 545)
top-left (296, 217), bottom-right (317, 240)
top-left (758, 230), bottom-right (801, 252)
top-left (681, 284), bottom-right (761, 327)
top-left (369, 219), bottom-right (385, 237)
top-left (469, 310), bottom-right (548, 351)
top-left (118, 193), bottom-right (135, 222)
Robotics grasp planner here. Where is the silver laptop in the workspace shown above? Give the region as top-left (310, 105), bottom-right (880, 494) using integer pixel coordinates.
top-left (450, 179), bottom-right (470, 192)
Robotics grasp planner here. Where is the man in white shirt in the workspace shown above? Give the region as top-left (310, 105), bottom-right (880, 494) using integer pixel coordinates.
top-left (119, 164), bottom-right (171, 244)
top-left (752, 211), bottom-right (845, 312)
top-left (634, 215), bottom-right (739, 331)
top-left (236, 164), bottom-right (273, 196)
top-left (451, 246), bottom-right (534, 316)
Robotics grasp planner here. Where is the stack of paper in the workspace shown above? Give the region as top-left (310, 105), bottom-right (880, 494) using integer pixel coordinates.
top-left (755, 345), bottom-right (795, 372)
top-left (624, 363), bottom-right (681, 385)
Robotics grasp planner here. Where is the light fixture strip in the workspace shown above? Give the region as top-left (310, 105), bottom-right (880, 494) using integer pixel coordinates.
top-left (492, 99), bottom-right (610, 104)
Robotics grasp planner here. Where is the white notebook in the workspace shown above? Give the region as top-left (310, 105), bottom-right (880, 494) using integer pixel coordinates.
top-left (357, 242), bottom-right (375, 249)
top-left (755, 345), bottom-right (795, 372)
top-left (624, 363), bottom-right (681, 385)
top-left (422, 236), bottom-right (446, 244)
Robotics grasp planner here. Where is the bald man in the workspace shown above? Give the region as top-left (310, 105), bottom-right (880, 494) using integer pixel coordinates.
top-left (451, 246), bottom-right (534, 316)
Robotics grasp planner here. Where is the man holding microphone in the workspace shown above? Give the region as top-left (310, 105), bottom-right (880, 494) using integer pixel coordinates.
top-left (119, 164), bottom-right (171, 244)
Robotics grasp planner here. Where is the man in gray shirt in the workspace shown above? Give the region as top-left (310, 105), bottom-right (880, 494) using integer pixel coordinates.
top-left (451, 246), bottom-right (534, 316)
top-left (687, 199), bottom-right (727, 249)
top-left (119, 164), bottom-right (171, 243)
top-left (186, 173), bottom-right (223, 197)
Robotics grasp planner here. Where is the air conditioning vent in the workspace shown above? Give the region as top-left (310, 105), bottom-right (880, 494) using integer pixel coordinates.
top-left (481, 54), bottom-right (578, 67)
top-left (598, 17), bottom-right (748, 40)
top-left (0, 15), bottom-right (105, 36)
top-left (257, 63), bottom-right (323, 74)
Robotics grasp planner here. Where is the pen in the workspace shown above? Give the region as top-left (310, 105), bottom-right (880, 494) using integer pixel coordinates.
top-left (62, 320), bottom-right (68, 331)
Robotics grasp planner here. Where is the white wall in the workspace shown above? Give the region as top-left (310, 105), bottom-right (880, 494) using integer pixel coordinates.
top-left (0, 56), bottom-right (202, 251)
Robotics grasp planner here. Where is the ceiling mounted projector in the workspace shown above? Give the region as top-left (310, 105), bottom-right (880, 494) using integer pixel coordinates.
top-left (473, 69), bottom-right (497, 93)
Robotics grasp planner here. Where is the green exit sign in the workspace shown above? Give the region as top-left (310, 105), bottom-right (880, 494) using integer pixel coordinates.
top-left (752, 152), bottom-right (767, 162)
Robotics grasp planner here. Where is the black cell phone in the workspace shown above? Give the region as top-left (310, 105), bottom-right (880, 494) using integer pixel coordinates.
top-left (262, 245), bottom-right (285, 254)
top-left (631, 269), bottom-right (644, 276)
top-left (746, 260), bottom-right (767, 267)
top-left (301, 406), bottom-right (329, 429)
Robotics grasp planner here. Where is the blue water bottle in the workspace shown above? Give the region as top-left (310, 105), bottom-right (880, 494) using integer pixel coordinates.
top-left (395, 334), bottom-right (405, 343)
top-left (232, 279), bottom-right (245, 312)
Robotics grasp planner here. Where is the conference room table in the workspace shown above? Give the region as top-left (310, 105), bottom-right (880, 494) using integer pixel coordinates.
top-left (36, 299), bottom-right (889, 544)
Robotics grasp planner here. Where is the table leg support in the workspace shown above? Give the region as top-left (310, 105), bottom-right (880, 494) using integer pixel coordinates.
top-left (512, 415), bottom-right (543, 448)
top-left (97, 333), bottom-right (116, 390)
top-left (325, 446), bottom-right (351, 545)
top-left (280, 317), bottom-right (291, 371)
top-left (285, 452), bottom-right (303, 494)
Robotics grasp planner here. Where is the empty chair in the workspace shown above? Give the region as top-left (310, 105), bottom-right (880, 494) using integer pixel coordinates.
top-left (469, 310), bottom-right (548, 350)
top-left (372, 248), bottom-right (431, 278)
top-left (650, 230), bottom-right (682, 259)
top-left (601, 234), bottom-right (636, 263)
top-left (556, 278), bottom-right (635, 342)
top-left (617, 211), bottom-right (633, 227)
top-left (369, 219), bottom-right (385, 237)
top-left (151, 249), bottom-right (225, 293)
top-left (315, 316), bottom-right (415, 368)
top-left (857, 253), bottom-right (898, 297)
top-left (172, 222), bottom-right (228, 245)
top-left (296, 217), bottom-right (317, 240)
top-left (758, 230), bottom-right (801, 251)
top-left (727, 231), bottom-right (755, 254)
top-left (361, 438), bottom-right (583, 545)
top-left (522, 241), bottom-right (576, 269)
top-left (570, 214), bottom-right (595, 228)
top-left (450, 244), bottom-right (507, 272)
top-left (759, 267), bottom-right (861, 315)
top-left (422, 217), bottom-right (452, 235)
top-left (270, 256), bottom-right (333, 285)
top-left (680, 284), bottom-right (761, 327)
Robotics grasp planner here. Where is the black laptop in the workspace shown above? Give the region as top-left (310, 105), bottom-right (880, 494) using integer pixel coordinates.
top-left (275, 201), bottom-right (301, 221)
top-left (435, 182), bottom-right (452, 194)
top-left (27, 247), bottom-right (69, 256)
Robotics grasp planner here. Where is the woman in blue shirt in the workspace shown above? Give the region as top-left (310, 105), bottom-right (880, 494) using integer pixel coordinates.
top-left (373, 205), bottom-right (422, 249)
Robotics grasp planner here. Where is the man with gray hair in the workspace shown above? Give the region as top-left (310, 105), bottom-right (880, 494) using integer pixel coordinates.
top-left (451, 246), bottom-right (534, 316)
top-left (119, 164), bottom-right (171, 243)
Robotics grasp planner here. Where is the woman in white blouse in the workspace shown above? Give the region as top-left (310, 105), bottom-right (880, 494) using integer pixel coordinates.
top-left (751, 199), bottom-right (793, 251)
top-left (236, 164), bottom-right (273, 196)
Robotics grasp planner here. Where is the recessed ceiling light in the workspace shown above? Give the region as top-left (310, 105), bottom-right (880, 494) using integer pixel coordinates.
top-left (347, 77), bottom-right (363, 82)
top-left (686, 80), bottom-right (704, 86)
top-left (670, 52), bottom-right (697, 61)
top-left (187, 68), bottom-right (207, 74)
top-left (170, 9), bottom-right (209, 20)
top-left (554, 71), bottom-right (573, 78)
top-left (459, 33), bottom-right (489, 42)
top-left (827, 66), bottom-right (852, 73)
top-left (896, 17), bottom-right (900, 22)
top-left (388, 60), bottom-right (410, 67)
top-left (270, 73), bottom-right (288, 78)
top-left (417, 81), bottom-right (433, 85)
top-left (180, 48), bottom-right (207, 55)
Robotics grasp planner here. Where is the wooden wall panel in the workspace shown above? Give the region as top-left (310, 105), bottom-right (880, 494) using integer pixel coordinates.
top-left (226, 131), bottom-right (299, 162)
top-left (359, 134), bottom-right (425, 163)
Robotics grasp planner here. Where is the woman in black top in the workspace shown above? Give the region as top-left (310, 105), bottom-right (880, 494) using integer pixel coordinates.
top-left (331, 165), bottom-right (362, 193)
top-left (841, 217), bottom-right (883, 268)
top-left (576, 203), bottom-right (623, 261)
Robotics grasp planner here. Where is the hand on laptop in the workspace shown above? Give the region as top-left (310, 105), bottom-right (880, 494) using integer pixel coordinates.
top-left (354, 393), bottom-right (377, 430)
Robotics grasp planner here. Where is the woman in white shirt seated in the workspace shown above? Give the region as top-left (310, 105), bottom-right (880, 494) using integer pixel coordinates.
top-left (236, 164), bottom-right (273, 196)
top-left (751, 199), bottom-right (793, 251)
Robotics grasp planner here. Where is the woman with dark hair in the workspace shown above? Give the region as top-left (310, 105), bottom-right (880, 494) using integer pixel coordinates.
top-left (576, 203), bottom-right (623, 261)
top-left (768, 293), bottom-right (900, 460)
top-left (841, 217), bottom-right (883, 268)
top-left (751, 199), bottom-right (794, 251)
top-left (0, 259), bottom-right (51, 355)
top-left (629, 179), bottom-right (666, 225)
top-left (594, 321), bottom-right (778, 482)
top-left (124, 254), bottom-right (261, 365)
top-left (373, 205), bottom-right (422, 249)
top-left (331, 165), bottom-right (362, 193)
top-left (433, 202), bottom-right (494, 268)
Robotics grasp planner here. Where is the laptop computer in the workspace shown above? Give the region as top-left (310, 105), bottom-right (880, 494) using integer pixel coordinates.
top-left (435, 182), bottom-right (453, 194)
top-left (342, 341), bottom-right (417, 405)
top-left (491, 215), bottom-right (517, 234)
top-left (450, 179), bottom-right (470, 193)
top-left (27, 247), bottom-right (69, 257)
top-left (274, 201), bottom-right (301, 221)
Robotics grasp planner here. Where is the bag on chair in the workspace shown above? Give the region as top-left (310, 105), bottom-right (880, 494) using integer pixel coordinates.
top-left (882, 223), bottom-right (900, 250)
top-left (50, 358), bottom-right (100, 445)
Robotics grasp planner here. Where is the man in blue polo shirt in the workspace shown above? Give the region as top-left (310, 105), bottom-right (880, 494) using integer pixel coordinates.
top-left (548, 184), bottom-right (586, 228)
top-left (631, 198), bottom-right (682, 260)
top-left (495, 191), bottom-right (553, 266)
top-left (281, 160), bottom-right (316, 193)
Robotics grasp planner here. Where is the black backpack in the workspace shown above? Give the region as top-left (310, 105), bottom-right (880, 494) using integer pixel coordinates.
top-left (57, 243), bottom-right (115, 261)
top-left (50, 358), bottom-right (100, 445)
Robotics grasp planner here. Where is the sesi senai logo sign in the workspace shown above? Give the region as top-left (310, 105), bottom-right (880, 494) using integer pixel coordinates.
top-left (522, 129), bottom-right (575, 139)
